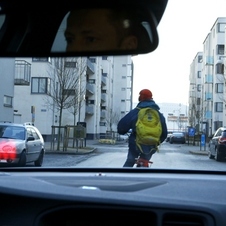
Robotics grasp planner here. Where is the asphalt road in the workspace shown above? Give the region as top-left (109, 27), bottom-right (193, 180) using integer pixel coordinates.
top-left (41, 141), bottom-right (226, 171)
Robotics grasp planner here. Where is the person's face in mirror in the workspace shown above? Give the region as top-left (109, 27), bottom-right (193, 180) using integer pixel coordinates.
top-left (64, 8), bottom-right (138, 52)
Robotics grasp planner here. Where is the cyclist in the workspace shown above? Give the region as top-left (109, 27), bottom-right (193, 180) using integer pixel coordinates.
top-left (117, 89), bottom-right (167, 167)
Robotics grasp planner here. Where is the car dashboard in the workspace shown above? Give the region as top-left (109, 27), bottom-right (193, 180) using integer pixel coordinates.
top-left (0, 168), bottom-right (225, 225)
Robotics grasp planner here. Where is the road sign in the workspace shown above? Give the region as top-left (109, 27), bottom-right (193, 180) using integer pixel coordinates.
top-left (201, 134), bottom-right (206, 146)
top-left (188, 127), bottom-right (195, 136)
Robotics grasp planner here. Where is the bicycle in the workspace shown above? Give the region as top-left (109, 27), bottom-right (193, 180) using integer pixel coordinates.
top-left (135, 157), bottom-right (153, 167)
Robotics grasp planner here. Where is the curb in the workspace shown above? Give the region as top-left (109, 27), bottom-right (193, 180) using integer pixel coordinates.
top-left (189, 150), bottom-right (208, 155)
top-left (45, 147), bottom-right (97, 155)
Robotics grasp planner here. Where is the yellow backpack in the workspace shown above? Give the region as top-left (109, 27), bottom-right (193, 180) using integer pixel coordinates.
top-left (135, 107), bottom-right (162, 152)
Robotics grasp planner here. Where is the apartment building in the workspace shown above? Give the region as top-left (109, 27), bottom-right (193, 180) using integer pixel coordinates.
top-left (0, 58), bottom-right (15, 122)
top-left (189, 17), bottom-right (226, 137)
top-left (158, 102), bottom-right (188, 132)
top-left (188, 52), bottom-right (203, 132)
top-left (3, 56), bottom-right (133, 140)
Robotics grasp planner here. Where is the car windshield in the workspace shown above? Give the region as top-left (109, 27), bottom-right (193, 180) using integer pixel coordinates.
top-left (222, 131), bottom-right (226, 137)
top-left (1, 0), bottom-right (226, 171)
top-left (0, 125), bottom-right (25, 139)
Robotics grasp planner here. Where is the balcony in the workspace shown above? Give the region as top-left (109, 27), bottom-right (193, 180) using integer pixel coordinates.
top-left (205, 93), bottom-right (212, 101)
top-left (205, 111), bottom-right (212, 119)
top-left (100, 110), bottom-right (107, 118)
top-left (101, 93), bottom-right (107, 102)
top-left (86, 83), bottom-right (95, 95)
top-left (15, 60), bottom-right (31, 85)
top-left (205, 74), bottom-right (213, 83)
top-left (85, 105), bottom-right (94, 115)
top-left (86, 58), bottom-right (95, 74)
top-left (101, 76), bottom-right (107, 86)
top-left (205, 56), bottom-right (214, 65)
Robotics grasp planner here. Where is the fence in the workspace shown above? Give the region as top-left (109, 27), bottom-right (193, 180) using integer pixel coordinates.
top-left (50, 125), bottom-right (86, 151)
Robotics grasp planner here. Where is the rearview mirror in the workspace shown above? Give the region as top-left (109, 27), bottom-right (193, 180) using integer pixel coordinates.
top-left (0, 1), bottom-right (168, 57)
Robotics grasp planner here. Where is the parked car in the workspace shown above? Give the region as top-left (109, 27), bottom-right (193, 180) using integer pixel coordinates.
top-left (165, 132), bottom-right (172, 142)
top-left (169, 132), bottom-right (186, 144)
top-left (208, 127), bottom-right (226, 161)
top-left (0, 122), bottom-right (45, 166)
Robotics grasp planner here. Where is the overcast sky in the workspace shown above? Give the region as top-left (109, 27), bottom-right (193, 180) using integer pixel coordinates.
top-left (132, 0), bottom-right (226, 105)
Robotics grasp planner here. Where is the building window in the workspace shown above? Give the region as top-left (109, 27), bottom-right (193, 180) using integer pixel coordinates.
top-left (31, 77), bottom-right (50, 94)
top-left (217, 45), bottom-right (224, 55)
top-left (198, 55), bottom-right (203, 63)
top-left (102, 73), bottom-right (107, 77)
top-left (215, 83), bottom-right (224, 93)
top-left (87, 100), bottom-right (95, 104)
top-left (102, 56), bottom-right (108, 60)
top-left (214, 121), bottom-right (223, 131)
top-left (215, 102), bottom-right (223, 112)
top-left (15, 60), bottom-right (31, 85)
top-left (122, 76), bottom-right (126, 79)
top-left (197, 71), bottom-right (201, 78)
top-left (65, 61), bottom-right (77, 67)
top-left (121, 88), bottom-right (126, 91)
top-left (121, 100), bottom-right (125, 102)
top-left (197, 84), bottom-right (201, 92)
top-left (216, 63), bottom-right (224, 74)
top-left (62, 89), bottom-right (75, 96)
top-left (88, 79), bottom-right (95, 84)
top-left (32, 58), bottom-right (50, 62)
top-left (99, 122), bottom-right (106, 126)
top-left (89, 58), bottom-right (96, 63)
top-left (3, 95), bottom-right (13, 107)
top-left (217, 23), bottom-right (226, 32)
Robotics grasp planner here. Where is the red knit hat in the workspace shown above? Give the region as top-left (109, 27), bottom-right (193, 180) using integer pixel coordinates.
top-left (138, 89), bottom-right (152, 101)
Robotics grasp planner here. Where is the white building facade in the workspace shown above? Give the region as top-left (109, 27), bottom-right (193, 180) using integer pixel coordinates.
top-left (189, 17), bottom-right (226, 137)
top-left (0, 58), bottom-right (15, 122)
top-left (6, 56), bottom-right (133, 140)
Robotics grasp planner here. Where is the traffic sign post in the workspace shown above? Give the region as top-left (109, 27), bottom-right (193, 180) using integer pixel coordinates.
top-left (187, 127), bottom-right (196, 146)
top-left (200, 133), bottom-right (206, 151)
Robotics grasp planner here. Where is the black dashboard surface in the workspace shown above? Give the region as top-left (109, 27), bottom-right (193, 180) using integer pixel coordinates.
top-left (0, 168), bottom-right (225, 225)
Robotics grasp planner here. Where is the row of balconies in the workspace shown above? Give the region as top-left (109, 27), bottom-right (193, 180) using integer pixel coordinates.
top-left (85, 105), bottom-right (106, 118)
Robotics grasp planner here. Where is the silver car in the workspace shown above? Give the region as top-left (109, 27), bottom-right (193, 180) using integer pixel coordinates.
top-left (0, 122), bottom-right (45, 166)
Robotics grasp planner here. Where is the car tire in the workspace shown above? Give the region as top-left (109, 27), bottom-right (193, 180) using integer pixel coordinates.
top-left (18, 151), bottom-right (26, 167)
top-left (34, 150), bottom-right (44, 167)
top-left (215, 149), bottom-right (223, 162)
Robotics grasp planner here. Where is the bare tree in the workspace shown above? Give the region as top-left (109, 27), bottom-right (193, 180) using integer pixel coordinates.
top-left (45, 57), bottom-right (87, 150)
top-left (67, 58), bottom-right (87, 126)
top-left (106, 108), bottom-right (121, 132)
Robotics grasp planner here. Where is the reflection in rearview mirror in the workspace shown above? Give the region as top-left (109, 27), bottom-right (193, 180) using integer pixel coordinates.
top-left (52, 8), bottom-right (159, 55)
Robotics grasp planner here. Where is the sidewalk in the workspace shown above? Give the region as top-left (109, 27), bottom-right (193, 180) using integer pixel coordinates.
top-left (44, 139), bottom-right (127, 155)
top-left (44, 139), bottom-right (99, 155)
top-left (187, 144), bottom-right (208, 155)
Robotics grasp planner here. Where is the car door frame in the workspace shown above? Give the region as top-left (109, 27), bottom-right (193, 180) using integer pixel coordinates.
top-left (209, 128), bottom-right (223, 157)
top-left (26, 127), bottom-right (41, 162)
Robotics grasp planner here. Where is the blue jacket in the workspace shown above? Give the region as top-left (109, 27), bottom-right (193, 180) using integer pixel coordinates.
top-left (117, 100), bottom-right (167, 150)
